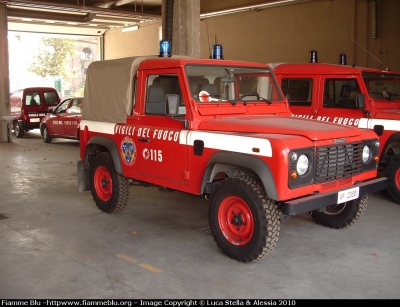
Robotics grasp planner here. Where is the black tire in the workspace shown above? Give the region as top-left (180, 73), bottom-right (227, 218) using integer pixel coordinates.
top-left (14, 122), bottom-right (24, 138)
top-left (209, 176), bottom-right (280, 263)
top-left (90, 152), bottom-right (129, 213)
top-left (386, 155), bottom-right (400, 204)
top-left (310, 195), bottom-right (368, 229)
top-left (42, 126), bottom-right (53, 143)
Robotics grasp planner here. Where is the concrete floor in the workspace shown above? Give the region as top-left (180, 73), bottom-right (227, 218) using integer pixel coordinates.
top-left (1, 130), bottom-right (400, 299)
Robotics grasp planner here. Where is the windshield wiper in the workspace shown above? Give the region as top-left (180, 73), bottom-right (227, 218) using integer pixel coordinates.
top-left (239, 93), bottom-right (272, 105)
top-left (205, 93), bottom-right (272, 106)
top-left (259, 96), bottom-right (272, 105)
top-left (210, 94), bottom-right (238, 106)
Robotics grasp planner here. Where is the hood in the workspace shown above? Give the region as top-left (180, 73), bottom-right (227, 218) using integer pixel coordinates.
top-left (375, 108), bottom-right (400, 119)
top-left (198, 115), bottom-right (363, 141)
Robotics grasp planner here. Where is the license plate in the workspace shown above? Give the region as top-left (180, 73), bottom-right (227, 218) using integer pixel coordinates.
top-left (30, 118), bottom-right (40, 122)
top-left (337, 187), bottom-right (359, 204)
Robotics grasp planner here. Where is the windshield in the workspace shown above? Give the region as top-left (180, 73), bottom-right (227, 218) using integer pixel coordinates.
top-left (185, 65), bottom-right (282, 103)
top-left (363, 72), bottom-right (400, 101)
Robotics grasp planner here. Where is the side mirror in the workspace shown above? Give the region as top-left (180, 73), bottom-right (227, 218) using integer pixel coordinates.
top-left (356, 93), bottom-right (365, 109)
top-left (166, 94), bottom-right (180, 116)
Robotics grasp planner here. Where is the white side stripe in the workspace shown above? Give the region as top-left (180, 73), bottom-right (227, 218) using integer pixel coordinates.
top-left (182, 131), bottom-right (273, 157)
top-left (358, 118), bottom-right (400, 131)
top-left (80, 121), bottom-right (273, 157)
top-left (80, 120), bottom-right (116, 134)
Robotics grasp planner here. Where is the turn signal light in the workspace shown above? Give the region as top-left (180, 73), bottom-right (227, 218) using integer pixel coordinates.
top-left (290, 170), bottom-right (297, 180)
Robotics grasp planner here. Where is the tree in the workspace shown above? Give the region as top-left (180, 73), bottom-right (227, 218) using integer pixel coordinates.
top-left (28, 38), bottom-right (75, 78)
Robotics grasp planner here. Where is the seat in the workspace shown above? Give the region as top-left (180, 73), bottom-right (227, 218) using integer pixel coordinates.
top-left (146, 85), bottom-right (165, 114)
top-left (338, 85), bottom-right (356, 108)
top-left (200, 84), bottom-right (218, 96)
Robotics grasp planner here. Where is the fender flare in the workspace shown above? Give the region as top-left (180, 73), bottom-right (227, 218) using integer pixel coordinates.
top-left (202, 152), bottom-right (278, 200)
top-left (85, 136), bottom-right (122, 173)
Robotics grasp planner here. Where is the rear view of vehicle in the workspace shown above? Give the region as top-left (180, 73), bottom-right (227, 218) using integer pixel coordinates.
top-left (11, 87), bottom-right (60, 138)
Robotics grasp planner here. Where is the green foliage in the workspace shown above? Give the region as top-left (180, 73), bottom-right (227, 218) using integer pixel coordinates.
top-left (28, 38), bottom-right (75, 78)
top-left (54, 78), bottom-right (62, 92)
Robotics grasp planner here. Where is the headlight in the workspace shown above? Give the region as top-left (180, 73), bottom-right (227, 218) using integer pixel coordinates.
top-left (362, 145), bottom-right (371, 163)
top-left (289, 148), bottom-right (314, 188)
top-left (296, 154), bottom-right (309, 175)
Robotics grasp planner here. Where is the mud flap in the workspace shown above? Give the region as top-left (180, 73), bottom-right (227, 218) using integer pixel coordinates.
top-left (77, 160), bottom-right (90, 192)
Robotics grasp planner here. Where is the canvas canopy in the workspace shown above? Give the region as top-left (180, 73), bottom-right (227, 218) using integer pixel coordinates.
top-left (83, 55), bottom-right (157, 123)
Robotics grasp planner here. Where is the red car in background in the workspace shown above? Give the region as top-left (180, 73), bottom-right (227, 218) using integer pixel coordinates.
top-left (40, 97), bottom-right (83, 143)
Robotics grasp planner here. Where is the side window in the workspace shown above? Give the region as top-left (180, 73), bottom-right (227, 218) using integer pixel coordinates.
top-left (324, 79), bottom-right (360, 109)
top-left (67, 99), bottom-right (82, 113)
top-left (281, 78), bottom-right (312, 107)
top-left (55, 99), bottom-right (71, 114)
top-left (145, 74), bottom-right (186, 115)
top-left (25, 92), bottom-right (41, 106)
top-left (323, 81), bottom-right (336, 108)
top-left (131, 75), bottom-right (137, 112)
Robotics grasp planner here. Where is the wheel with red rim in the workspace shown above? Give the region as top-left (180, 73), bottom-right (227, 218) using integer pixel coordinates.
top-left (395, 168), bottom-right (400, 190)
top-left (90, 152), bottom-right (129, 213)
top-left (386, 155), bottom-right (400, 204)
top-left (310, 196), bottom-right (368, 229)
top-left (94, 165), bottom-right (112, 201)
top-left (218, 196), bottom-right (254, 245)
top-left (209, 176), bottom-right (280, 263)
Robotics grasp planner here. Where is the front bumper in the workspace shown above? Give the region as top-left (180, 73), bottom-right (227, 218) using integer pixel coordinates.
top-left (282, 177), bottom-right (388, 216)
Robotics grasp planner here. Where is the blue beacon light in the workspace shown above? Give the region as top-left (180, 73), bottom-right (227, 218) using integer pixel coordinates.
top-left (212, 44), bottom-right (223, 59)
top-left (159, 40), bottom-right (172, 57)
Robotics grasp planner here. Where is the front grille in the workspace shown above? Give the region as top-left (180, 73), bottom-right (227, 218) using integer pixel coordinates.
top-left (315, 142), bottom-right (362, 183)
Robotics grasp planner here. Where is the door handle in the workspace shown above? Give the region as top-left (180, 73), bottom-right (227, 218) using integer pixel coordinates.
top-left (139, 138), bottom-right (150, 143)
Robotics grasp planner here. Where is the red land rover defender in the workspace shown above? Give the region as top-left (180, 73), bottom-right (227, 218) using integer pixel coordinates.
top-left (10, 87), bottom-right (60, 138)
top-left (273, 62), bottom-right (400, 204)
top-left (77, 49), bottom-right (386, 262)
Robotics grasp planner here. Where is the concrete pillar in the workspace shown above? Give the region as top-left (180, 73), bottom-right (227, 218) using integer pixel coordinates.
top-left (0, 4), bottom-right (10, 142)
top-left (162, 0), bottom-right (174, 43)
top-left (172, 0), bottom-right (200, 57)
